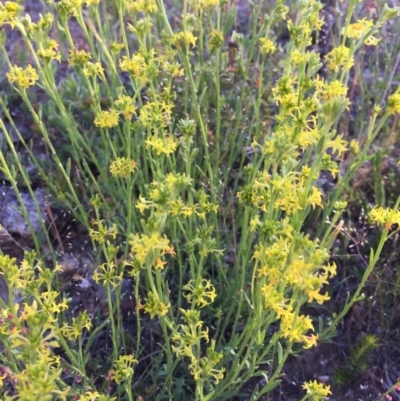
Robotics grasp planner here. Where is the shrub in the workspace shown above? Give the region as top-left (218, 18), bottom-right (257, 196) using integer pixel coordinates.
top-left (0, 0), bottom-right (400, 400)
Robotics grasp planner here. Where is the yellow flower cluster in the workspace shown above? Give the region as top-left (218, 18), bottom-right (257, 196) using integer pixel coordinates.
top-left (134, 173), bottom-right (218, 224)
top-left (189, 340), bottom-right (225, 384)
top-left (387, 93), bottom-right (400, 115)
top-left (252, 234), bottom-right (335, 349)
top-left (139, 100), bottom-right (173, 128)
top-left (37, 39), bottom-right (61, 63)
top-left (127, 17), bottom-right (153, 38)
top-left (12, 350), bottom-right (70, 400)
top-left (76, 391), bottom-right (116, 401)
top-left (54, 0), bottom-right (98, 18)
top-left (113, 94), bottom-right (137, 119)
top-left (370, 206), bottom-right (400, 230)
top-left (125, 0), bottom-right (157, 13)
top-left (173, 31), bottom-right (197, 51)
top-left (280, 312), bottom-right (319, 349)
top-left (83, 62), bottom-right (104, 78)
top-left (302, 380), bottom-right (332, 400)
top-left (315, 79), bottom-right (348, 102)
top-left (183, 279), bottom-right (217, 308)
top-left (0, 253), bottom-right (73, 399)
top-left (167, 198), bottom-right (194, 218)
top-left (0, 1), bottom-right (24, 28)
top-left (129, 232), bottom-right (175, 268)
top-left (285, 1), bottom-right (324, 48)
top-left (60, 310), bottom-right (92, 340)
top-left (172, 309), bottom-right (225, 384)
top-left (25, 12), bottom-right (54, 35)
top-left (347, 18), bottom-right (374, 39)
top-left (109, 157), bottom-right (137, 178)
top-left (172, 309), bottom-right (209, 358)
top-left (144, 291), bottom-right (170, 319)
top-left (193, 0), bottom-right (219, 8)
top-left (238, 171), bottom-right (323, 215)
top-left (94, 109), bottom-right (119, 128)
top-left (325, 45), bottom-right (354, 72)
top-left (259, 38), bottom-right (276, 55)
top-left (89, 220), bottom-right (118, 243)
top-left (208, 30), bottom-right (224, 50)
top-left (119, 49), bottom-right (158, 85)
top-left (145, 134), bottom-right (178, 156)
top-left (68, 49), bottom-right (92, 68)
top-left (93, 262), bottom-right (123, 290)
top-left (346, 18), bottom-right (381, 46)
top-left (7, 64), bottom-right (39, 89)
top-left (109, 354), bottom-right (137, 384)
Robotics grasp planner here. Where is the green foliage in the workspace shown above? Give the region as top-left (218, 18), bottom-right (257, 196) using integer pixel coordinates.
top-left (334, 334), bottom-right (380, 386)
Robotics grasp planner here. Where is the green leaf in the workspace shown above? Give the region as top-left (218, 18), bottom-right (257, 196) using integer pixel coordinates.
top-left (262, 379), bottom-right (281, 392)
top-left (56, 20), bottom-right (65, 32)
top-left (198, 86), bottom-right (208, 108)
top-left (0, 29), bottom-right (6, 47)
top-left (373, 150), bottom-right (385, 206)
top-left (318, 316), bottom-right (324, 333)
top-left (277, 341), bottom-right (283, 364)
top-left (203, 391), bottom-right (215, 401)
top-left (66, 158), bottom-right (71, 177)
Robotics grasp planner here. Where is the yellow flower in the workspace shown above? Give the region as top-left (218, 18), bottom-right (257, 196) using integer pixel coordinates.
top-left (162, 60), bottom-right (184, 76)
top-left (0, 1), bottom-right (24, 28)
top-left (370, 206), bottom-right (400, 229)
top-left (188, 340), bottom-right (225, 384)
top-left (68, 49), bottom-right (92, 68)
top-left (183, 279), bottom-right (217, 308)
top-left (110, 355), bottom-right (138, 384)
top-left (365, 35), bottom-right (381, 46)
top-left (135, 195), bottom-right (154, 214)
top-left (125, 0), bottom-right (157, 13)
top-left (83, 62), bottom-right (104, 78)
top-left (325, 134), bottom-right (348, 156)
top-left (387, 93), bottom-right (400, 115)
top-left (110, 41), bottom-right (124, 54)
top-left (145, 134), bottom-right (178, 155)
top-left (144, 291), bottom-right (170, 319)
top-left (139, 101), bottom-right (172, 128)
top-left (40, 291), bottom-right (69, 314)
top-left (346, 18), bottom-right (374, 39)
top-left (120, 53), bottom-right (146, 79)
top-left (114, 95), bottom-right (137, 119)
top-left (318, 80), bottom-right (348, 101)
top-left (129, 232), bottom-right (173, 266)
top-left (154, 258), bottom-right (167, 270)
top-left (302, 380), bottom-right (331, 400)
top-left (37, 40), bottom-right (62, 63)
top-left (303, 334), bottom-right (319, 349)
top-left (208, 30), bottom-right (223, 50)
top-left (109, 157), bottom-right (137, 178)
top-left (7, 64), bottom-right (39, 89)
top-left (196, 0), bottom-right (219, 7)
top-left (89, 220), bottom-right (118, 243)
top-left (324, 45), bottom-right (354, 72)
top-left (345, 18), bottom-right (380, 46)
top-left (94, 109), bottom-right (119, 128)
top-left (77, 391), bottom-right (117, 401)
top-left (93, 262), bottom-right (123, 290)
top-left (61, 311), bottom-right (92, 340)
top-left (173, 31), bottom-right (197, 51)
top-left (259, 37), bottom-right (276, 55)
